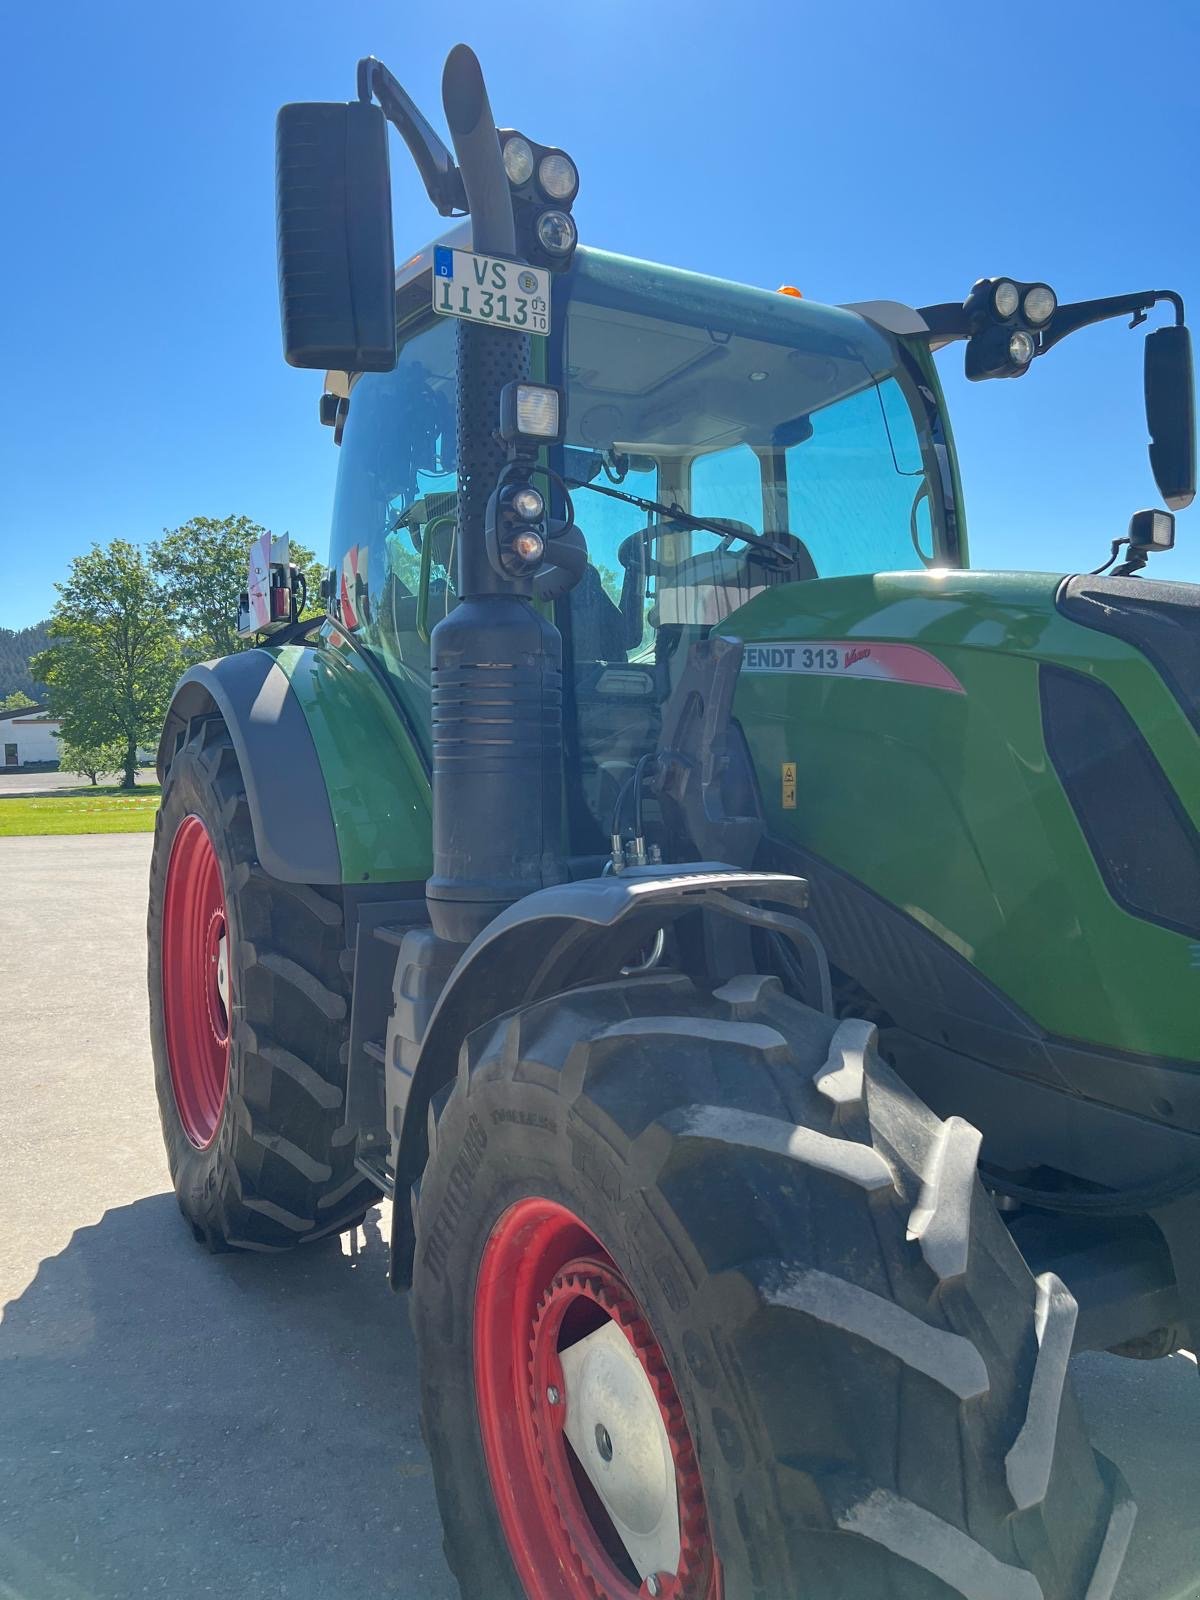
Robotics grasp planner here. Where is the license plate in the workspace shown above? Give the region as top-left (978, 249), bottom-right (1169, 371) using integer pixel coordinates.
top-left (432, 247), bottom-right (551, 335)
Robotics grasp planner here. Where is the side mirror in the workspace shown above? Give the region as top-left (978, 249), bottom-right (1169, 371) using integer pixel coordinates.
top-left (276, 102), bottom-right (396, 372)
top-left (1144, 324), bottom-right (1196, 511)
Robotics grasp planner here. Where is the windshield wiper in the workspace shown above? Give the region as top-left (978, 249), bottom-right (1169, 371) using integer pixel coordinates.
top-left (564, 475), bottom-right (797, 562)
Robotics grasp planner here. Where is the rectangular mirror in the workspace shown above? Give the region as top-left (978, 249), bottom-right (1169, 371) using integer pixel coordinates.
top-left (1144, 324), bottom-right (1196, 510)
top-left (276, 102), bottom-right (397, 372)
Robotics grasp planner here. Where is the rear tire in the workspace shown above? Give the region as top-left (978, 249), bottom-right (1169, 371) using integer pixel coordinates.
top-left (148, 713), bottom-right (374, 1251)
top-left (412, 973), bottom-right (1134, 1600)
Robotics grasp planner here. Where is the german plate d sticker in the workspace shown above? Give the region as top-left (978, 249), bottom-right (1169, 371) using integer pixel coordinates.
top-left (742, 641), bottom-right (965, 695)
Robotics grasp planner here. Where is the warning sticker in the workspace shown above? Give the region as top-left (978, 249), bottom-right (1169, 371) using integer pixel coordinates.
top-left (781, 761), bottom-right (797, 810)
top-left (742, 641), bottom-right (965, 696)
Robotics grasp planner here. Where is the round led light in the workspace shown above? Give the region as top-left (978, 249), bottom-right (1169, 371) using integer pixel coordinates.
top-left (1022, 284), bottom-right (1057, 325)
top-left (538, 152), bottom-right (578, 202)
top-left (512, 531), bottom-right (545, 563)
top-left (992, 279), bottom-right (1020, 319)
top-left (502, 136), bottom-right (535, 186)
top-left (536, 209), bottom-right (577, 256)
top-left (511, 486), bottom-right (545, 522)
top-left (1009, 329), bottom-right (1037, 366)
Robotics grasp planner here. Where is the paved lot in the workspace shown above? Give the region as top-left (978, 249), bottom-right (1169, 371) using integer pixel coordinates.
top-left (0, 768), bottom-right (156, 797)
top-left (0, 833), bottom-right (1196, 1600)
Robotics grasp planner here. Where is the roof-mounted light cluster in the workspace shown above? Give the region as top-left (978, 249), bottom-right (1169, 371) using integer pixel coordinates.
top-left (498, 129), bottom-right (580, 269)
top-left (964, 276), bottom-right (1059, 380)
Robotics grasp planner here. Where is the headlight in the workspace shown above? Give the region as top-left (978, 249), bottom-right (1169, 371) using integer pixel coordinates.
top-left (502, 136), bottom-right (535, 186)
top-left (992, 279), bottom-right (1020, 319)
top-left (538, 152), bottom-right (578, 202)
top-left (511, 530), bottom-right (546, 563)
top-left (1008, 329), bottom-right (1036, 366)
top-left (511, 486), bottom-right (546, 522)
top-left (536, 209), bottom-right (577, 256)
top-left (1022, 284), bottom-right (1057, 325)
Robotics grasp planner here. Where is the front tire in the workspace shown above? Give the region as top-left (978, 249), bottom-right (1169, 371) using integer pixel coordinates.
top-left (148, 713), bottom-right (374, 1251)
top-left (412, 973), bottom-right (1134, 1600)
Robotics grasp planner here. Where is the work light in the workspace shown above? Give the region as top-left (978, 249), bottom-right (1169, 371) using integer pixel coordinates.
top-left (536, 209), bottom-right (577, 256)
top-left (1022, 283), bottom-right (1057, 325)
top-left (992, 279), bottom-right (1020, 319)
top-left (1008, 330), bottom-right (1036, 366)
top-left (538, 152), bottom-right (578, 202)
top-left (500, 381), bottom-right (564, 445)
top-left (503, 135), bottom-right (535, 186)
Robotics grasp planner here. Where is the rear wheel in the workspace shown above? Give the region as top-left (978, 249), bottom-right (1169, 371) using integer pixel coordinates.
top-left (412, 973), bottom-right (1135, 1600)
top-left (148, 713), bottom-right (374, 1250)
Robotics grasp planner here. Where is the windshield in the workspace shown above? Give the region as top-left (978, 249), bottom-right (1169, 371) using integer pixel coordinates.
top-left (557, 252), bottom-right (958, 839)
top-left (559, 251), bottom-right (956, 652)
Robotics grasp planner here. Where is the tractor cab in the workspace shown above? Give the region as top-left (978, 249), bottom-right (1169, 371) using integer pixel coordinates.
top-left (324, 235), bottom-right (964, 851)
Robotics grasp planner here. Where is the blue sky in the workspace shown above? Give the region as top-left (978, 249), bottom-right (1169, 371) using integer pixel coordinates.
top-left (2, 0), bottom-right (1197, 627)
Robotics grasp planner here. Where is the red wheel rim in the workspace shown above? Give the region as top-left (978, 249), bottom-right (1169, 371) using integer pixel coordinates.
top-left (162, 814), bottom-right (231, 1149)
top-left (474, 1197), bottom-right (721, 1600)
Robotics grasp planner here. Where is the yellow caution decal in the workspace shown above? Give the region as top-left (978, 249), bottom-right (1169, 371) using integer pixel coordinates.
top-left (781, 761), bottom-right (797, 810)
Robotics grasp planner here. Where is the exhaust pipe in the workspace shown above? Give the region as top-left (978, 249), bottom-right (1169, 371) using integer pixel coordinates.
top-left (425, 45), bottom-right (566, 943)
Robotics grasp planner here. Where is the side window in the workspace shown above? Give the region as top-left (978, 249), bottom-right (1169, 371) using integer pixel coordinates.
top-left (690, 443), bottom-right (764, 532)
top-left (642, 444), bottom-right (771, 631)
top-left (328, 314), bottom-right (458, 742)
top-left (783, 378), bottom-right (929, 577)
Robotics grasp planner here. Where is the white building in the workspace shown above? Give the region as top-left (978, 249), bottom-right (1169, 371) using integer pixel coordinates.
top-left (0, 705), bottom-right (63, 767)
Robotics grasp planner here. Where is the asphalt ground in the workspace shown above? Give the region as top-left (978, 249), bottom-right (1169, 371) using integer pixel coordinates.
top-left (0, 833), bottom-right (1196, 1600)
top-left (0, 768), bottom-right (157, 797)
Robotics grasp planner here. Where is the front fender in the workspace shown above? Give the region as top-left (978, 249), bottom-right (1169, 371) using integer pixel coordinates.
top-left (389, 863), bottom-right (812, 1284)
top-left (158, 635), bottom-right (432, 885)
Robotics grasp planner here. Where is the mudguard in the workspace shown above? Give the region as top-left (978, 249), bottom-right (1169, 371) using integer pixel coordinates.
top-left (389, 863), bottom-right (814, 1284)
top-left (157, 635), bottom-right (432, 886)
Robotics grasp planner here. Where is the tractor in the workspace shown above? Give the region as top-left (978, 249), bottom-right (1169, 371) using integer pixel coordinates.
top-left (147, 42), bottom-right (1198, 1600)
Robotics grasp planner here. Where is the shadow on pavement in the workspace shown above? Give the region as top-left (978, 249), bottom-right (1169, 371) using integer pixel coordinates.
top-left (0, 1194), bottom-right (457, 1600)
top-left (3, 1192), bottom-right (1197, 1600)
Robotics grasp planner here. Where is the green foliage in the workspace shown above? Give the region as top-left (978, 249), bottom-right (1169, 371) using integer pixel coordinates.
top-left (32, 541), bottom-right (183, 789)
top-left (1, 690), bottom-right (37, 712)
top-left (594, 562), bottom-right (622, 606)
top-left (57, 736), bottom-right (128, 785)
top-left (150, 515), bottom-right (323, 662)
top-left (0, 622), bottom-right (50, 701)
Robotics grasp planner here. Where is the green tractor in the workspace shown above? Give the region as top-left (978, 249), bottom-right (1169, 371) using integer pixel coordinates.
top-left (147, 43), bottom-right (1198, 1600)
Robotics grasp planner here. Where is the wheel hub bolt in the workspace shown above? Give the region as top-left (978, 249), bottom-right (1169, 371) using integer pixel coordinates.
top-left (594, 1422), bottom-right (614, 1462)
top-left (546, 1385), bottom-right (561, 1406)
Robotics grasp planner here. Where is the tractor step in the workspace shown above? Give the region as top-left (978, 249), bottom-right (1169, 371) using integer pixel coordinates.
top-left (354, 1150), bottom-right (395, 1197)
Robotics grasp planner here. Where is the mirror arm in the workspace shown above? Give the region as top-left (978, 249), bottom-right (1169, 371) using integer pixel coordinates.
top-left (1039, 289), bottom-right (1186, 354)
top-left (356, 56), bottom-right (467, 217)
top-left (914, 302), bottom-right (972, 343)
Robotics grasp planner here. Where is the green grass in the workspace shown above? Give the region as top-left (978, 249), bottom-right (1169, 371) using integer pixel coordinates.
top-left (0, 784), bottom-right (161, 836)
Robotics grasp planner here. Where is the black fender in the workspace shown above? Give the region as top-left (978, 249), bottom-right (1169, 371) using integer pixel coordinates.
top-left (389, 863), bottom-right (815, 1284)
top-left (157, 652), bottom-right (341, 884)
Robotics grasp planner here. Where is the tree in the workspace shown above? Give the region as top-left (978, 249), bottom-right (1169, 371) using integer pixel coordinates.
top-left (57, 736), bottom-right (126, 786)
top-left (0, 690), bottom-right (36, 712)
top-left (151, 515), bottom-right (324, 663)
top-left (32, 541), bottom-right (182, 789)
top-left (0, 621), bottom-right (50, 701)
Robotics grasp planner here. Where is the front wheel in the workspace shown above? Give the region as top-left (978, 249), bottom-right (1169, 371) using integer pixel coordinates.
top-left (412, 974), bottom-right (1134, 1600)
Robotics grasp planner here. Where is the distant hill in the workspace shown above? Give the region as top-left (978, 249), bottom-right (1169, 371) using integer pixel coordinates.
top-left (0, 621), bottom-right (51, 702)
